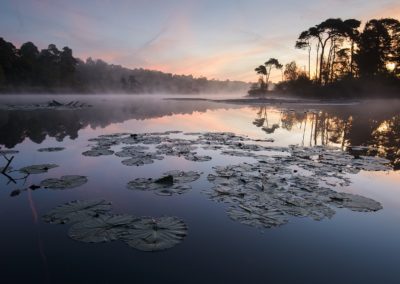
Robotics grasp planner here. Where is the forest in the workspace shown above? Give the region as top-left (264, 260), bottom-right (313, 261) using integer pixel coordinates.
top-left (251, 17), bottom-right (400, 97)
top-left (0, 38), bottom-right (249, 94)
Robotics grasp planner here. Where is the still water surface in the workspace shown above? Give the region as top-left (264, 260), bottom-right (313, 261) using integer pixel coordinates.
top-left (0, 95), bottom-right (399, 284)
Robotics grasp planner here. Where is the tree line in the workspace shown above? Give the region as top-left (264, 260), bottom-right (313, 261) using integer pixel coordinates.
top-left (0, 37), bottom-right (249, 94)
top-left (251, 17), bottom-right (400, 97)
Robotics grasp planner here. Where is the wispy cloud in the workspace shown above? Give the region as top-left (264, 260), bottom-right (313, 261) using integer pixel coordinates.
top-left (1, 0), bottom-right (399, 82)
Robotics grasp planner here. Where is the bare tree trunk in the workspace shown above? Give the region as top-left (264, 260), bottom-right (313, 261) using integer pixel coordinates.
top-left (330, 45), bottom-right (336, 83)
top-left (319, 37), bottom-right (332, 85)
top-left (266, 66), bottom-right (272, 84)
top-left (350, 40), bottom-right (354, 77)
top-left (326, 42), bottom-right (334, 83)
top-left (315, 42), bottom-right (320, 81)
top-left (319, 42), bottom-right (325, 85)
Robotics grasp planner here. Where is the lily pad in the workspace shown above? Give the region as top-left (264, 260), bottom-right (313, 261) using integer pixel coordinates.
top-left (184, 154), bottom-right (212, 162)
top-left (228, 206), bottom-right (288, 228)
top-left (221, 150), bottom-right (256, 157)
top-left (196, 132), bottom-right (249, 146)
top-left (122, 216), bottom-right (188, 251)
top-left (82, 148), bottom-right (114, 157)
top-left (114, 145), bottom-right (150, 157)
top-left (98, 133), bottom-right (130, 138)
top-left (68, 214), bottom-right (138, 243)
top-left (163, 170), bottom-right (201, 183)
top-left (156, 143), bottom-right (197, 156)
top-left (120, 134), bottom-right (164, 145)
top-left (127, 179), bottom-right (191, 196)
top-left (121, 152), bottom-right (164, 166)
top-left (155, 185), bottom-right (192, 196)
top-left (43, 200), bottom-right (112, 224)
top-left (37, 147), bottom-right (65, 152)
top-left (328, 193), bottom-right (383, 212)
top-left (202, 145), bottom-right (224, 150)
top-left (127, 170), bottom-right (201, 196)
top-left (40, 175), bottom-right (88, 189)
top-left (19, 164), bottom-right (58, 174)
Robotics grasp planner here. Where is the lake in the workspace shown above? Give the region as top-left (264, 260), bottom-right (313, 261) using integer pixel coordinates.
top-left (0, 94), bottom-right (399, 284)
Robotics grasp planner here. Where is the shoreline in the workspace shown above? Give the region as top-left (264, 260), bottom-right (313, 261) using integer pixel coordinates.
top-left (164, 97), bottom-right (361, 106)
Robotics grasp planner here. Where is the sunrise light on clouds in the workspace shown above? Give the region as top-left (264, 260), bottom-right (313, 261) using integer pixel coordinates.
top-left (1, 0), bottom-right (399, 82)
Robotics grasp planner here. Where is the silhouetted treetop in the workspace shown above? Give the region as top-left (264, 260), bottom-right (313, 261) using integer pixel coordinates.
top-left (0, 37), bottom-right (249, 94)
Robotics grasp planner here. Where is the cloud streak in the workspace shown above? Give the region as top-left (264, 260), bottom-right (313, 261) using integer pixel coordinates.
top-left (0, 0), bottom-right (399, 82)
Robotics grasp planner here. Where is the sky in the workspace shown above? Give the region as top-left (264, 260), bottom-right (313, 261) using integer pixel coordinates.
top-left (1, 0), bottom-right (399, 82)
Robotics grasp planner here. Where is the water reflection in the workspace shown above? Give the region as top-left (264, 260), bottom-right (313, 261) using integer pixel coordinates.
top-left (0, 97), bottom-right (399, 169)
top-left (251, 102), bottom-right (400, 169)
top-left (0, 96), bottom-right (400, 283)
top-left (0, 97), bottom-right (237, 148)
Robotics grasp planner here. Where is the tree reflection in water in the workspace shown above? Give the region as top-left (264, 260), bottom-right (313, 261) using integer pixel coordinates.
top-left (0, 99), bottom-right (399, 170)
top-left (253, 103), bottom-right (400, 169)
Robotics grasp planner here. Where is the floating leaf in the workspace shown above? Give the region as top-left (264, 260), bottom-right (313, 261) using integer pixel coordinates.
top-left (114, 146), bottom-right (150, 157)
top-left (68, 214), bottom-right (138, 243)
top-left (82, 148), bottom-right (114, 157)
top-left (120, 134), bottom-right (164, 145)
top-left (329, 193), bottom-right (383, 212)
top-left (40, 175), bottom-right (88, 189)
top-left (127, 170), bottom-right (201, 196)
top-left (156, 143), bottom-right (197, 156)
top-left (228, 206), bottom-right (288, 228)
top-left (37, 147), bottom-right (65, 152)
top-left (163, 170), bottom-right (201, 183)
top-left (19, 164), bottom-right (58, 174)
top-left (98, 133), bottom-right (130, 138)
top-left (184, 154), bottom-right (212, 162)
top-left (122, 216), bottom-right (188, 251)
top-left (44, 199), bottom-right (188, 252)
top-left (127, 178), bottom-right (191, 196)
top-left (43, 200), bottom-right (112, 224)
top-left (155, 185), bottom-right (192, 196)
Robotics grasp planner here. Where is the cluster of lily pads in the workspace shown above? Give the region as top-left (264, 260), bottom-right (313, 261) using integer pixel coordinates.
top-left (43, 199), bottom-right (188, 252)
top-left (83, 131), bottom-right (215, 165)
top-left (82, 131), bottom-right (279, 166)
top-left (2, 131), bottom-right (392, 232)
top-left (127, 170), bottom-right (202, 196)
top-left (208, 144), bottom-right (389, 228)
top-left (7, 162), bottom-right (87, 196)
top-left (1, 146), bottom-right (70, 196)
top-left (82, 131), bottom-right (391, 229)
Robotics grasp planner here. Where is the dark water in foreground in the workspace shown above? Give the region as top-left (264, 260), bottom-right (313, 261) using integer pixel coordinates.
top-left (0, 95), bottom-right (400, 284)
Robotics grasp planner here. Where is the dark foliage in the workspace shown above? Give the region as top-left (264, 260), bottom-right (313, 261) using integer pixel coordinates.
top-left (252, 17), bottom-right (400, 97)
top-left (0, 37), bottom-right (249, 94)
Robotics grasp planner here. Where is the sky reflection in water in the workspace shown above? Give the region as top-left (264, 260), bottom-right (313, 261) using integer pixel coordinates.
top-left (0, 95), bottom-right (400, 284)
